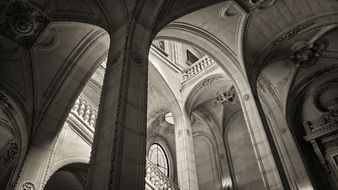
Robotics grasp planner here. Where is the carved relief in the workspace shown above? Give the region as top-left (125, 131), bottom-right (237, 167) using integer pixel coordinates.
top-left (314, 82), bottom-right (338, 112)
top-left (2, 142), bottom-right (18, 164)
top-left (0, 0), bottom-right (50, 49)
top-left (195, 75), bottom-right (225, 94)
top-left (290, 39), bottom-right (328, 67)
top-left (271, 23), bottom-right (314, 49)
top-left (22, 182), bottom-right (35, 190)
top-left (177, 129), bottom-right (183, 137)
top-left (177, 129), bottom-right (191, 137)
top-left (216, 86), bottom-right (236, 104)
top-left (243, 94), bottom-right (250, 101)
top-left (0, 92), bottom-right (15, 114)
top-left (303, 107), bottom-right (338, 172)
top-left (186, 129), bottom-right (191, 137)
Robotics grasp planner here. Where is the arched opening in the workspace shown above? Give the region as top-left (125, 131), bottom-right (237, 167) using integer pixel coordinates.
top-left (45, 163), bottom-right (88, 190)
top-left (256, 22), bottom-right (338, 190)
top-left (0, 91), bottom-right (28, 189)
top-left (148, 1), bottom-right (279, 189)
top-left (148, 143), bottom-right (170, 176)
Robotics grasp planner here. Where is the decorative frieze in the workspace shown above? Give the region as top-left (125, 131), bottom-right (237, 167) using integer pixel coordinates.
top-left (303, 109), bottom-right (338, 140)
top-left (195, 75), bottom-right (225, 94)
top-left (303, 109), bottom-right (338, 172)
top-left (271, 23), bottom-right (314, 49)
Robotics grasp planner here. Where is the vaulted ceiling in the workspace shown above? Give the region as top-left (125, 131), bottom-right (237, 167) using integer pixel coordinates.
top-left (1, 0), bottom-right (338, 141)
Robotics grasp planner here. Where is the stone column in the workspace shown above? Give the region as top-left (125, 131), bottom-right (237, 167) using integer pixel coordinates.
top-left (86, 1), bottom-right (164, 189)
top-left (175, 111), bottom-right (199, 190)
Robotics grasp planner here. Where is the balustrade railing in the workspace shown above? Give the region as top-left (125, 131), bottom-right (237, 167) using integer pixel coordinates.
top-left (145, 157), bottom-right (180, 190)
top-left (181, 55), bottom-right (215, 84)
top-left (69, 95), bottom-right (180, 190)
top-left (70, 94), bottom-right (97, 128)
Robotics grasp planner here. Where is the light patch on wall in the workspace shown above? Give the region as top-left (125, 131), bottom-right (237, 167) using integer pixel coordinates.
top-left (164, 112), bottom-right (174, 124)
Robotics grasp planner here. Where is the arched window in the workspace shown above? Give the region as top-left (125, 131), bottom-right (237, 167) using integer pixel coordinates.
top-left (149, 144), bottom-right (169, 176)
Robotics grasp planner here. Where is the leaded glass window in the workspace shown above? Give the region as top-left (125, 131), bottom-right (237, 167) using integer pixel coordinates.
top-left (149, 144), bottom-right (169, 176)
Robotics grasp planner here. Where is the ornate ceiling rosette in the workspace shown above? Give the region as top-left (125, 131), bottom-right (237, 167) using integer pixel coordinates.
top-left (0, 0), bottom-right (50, 49)
top-left (290, 39), bottom-right (328, 68)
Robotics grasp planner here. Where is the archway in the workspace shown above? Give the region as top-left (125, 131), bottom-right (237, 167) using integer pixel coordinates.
top-left (45, 163), bottom-right (88, 190)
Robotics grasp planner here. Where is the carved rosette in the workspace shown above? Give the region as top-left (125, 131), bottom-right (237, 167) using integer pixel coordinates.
top-left (0, 0), bottom-right (50, 49)
top-left (22, 182), bottom-right (35, 190)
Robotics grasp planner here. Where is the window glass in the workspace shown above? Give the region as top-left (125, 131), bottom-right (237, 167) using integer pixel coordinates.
top-left (149, 144), bottom-right (169, 176)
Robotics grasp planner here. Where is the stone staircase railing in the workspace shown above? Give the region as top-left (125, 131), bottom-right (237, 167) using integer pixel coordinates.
top-left (181, 55), bottom-right (215, 84)
top-left (145, 157), bottom-right (180, 190)
top-left (69, 95), bottom-right (180, 190)
top-left (70, 94), bottom-right (97, 128)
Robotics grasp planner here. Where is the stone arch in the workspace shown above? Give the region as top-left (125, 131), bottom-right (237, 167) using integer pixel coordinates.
top-left (286, 67), bottom-right (338, 190)
top-left (257, 26), bottom-right (338, 190)
top-left (147, 124), bottom-right (177, 181)
top-left (184, 74), bottom-right (232, 116)
top-left (14, 21), bottom-right (110, 189)
top-left (154, 2), bottom-right (286, 189)
top-left (0, 90), bottom-right (28, 189)
top-left (44, 162), bottom-right (89, 190)
top-left (224, 111), bottom-right (266, 190)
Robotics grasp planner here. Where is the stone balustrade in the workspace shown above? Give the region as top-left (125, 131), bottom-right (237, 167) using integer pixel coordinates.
top-left (70, 94), bottom-right (97, 128)
top-left (181, 55), bottom-right (215, 84)
top-left (69, 94), bottom-right (180, 190)
top-left (145, 157), bottom-right (180, 190)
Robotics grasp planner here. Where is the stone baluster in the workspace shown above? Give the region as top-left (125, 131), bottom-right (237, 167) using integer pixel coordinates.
top-left (145, 157), bottom-right (180, 190)
top-left (181, 55), bottom-right (215, 84)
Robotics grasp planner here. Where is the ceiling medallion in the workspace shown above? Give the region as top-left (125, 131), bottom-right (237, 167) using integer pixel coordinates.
top-left (11, 14), bottom-right (35, 35)
top-left (0, 0), bottom-right (50, 49)
top-left (290, 39), bottom-right (328, 68)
